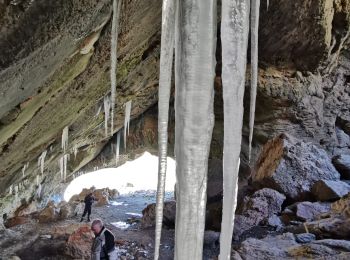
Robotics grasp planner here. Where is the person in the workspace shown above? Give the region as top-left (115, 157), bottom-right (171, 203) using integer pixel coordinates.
top-left (91, 219), bottom-right (118, 260)
top-left (80, 192), bottom-right (95, 222)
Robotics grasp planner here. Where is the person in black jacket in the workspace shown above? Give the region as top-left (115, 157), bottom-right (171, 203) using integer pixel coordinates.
top-left (80, 192), bottom-right (95, 222)
top-left (91, 219), bottom-right (117, 260)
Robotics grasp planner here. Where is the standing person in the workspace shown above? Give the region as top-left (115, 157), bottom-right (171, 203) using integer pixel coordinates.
top-left (91, 219), bottom-right (118, 260)
top-left (80, 192), bottom-right (95, 222)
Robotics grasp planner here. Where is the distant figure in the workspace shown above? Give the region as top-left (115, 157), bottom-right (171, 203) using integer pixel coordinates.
top-left (80, 193), bottom-right (95, 222)
top-left (91, 219), bottom-right (117, 260)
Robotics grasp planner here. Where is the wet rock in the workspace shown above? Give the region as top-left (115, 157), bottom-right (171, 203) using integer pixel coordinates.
top-left (141, 201), bottom-right (176, 228)
top-left (332, 154), bottom-right (350, 179)
top-left (234, 188), bottom-right (285, 237)
top-left (64, 225), bottom-right (93, 259)
top-left (312, 180), bottom-right (350, 201)
top-left (295, 233), bottom-right (316, 243)
top-left (252, 134), bottom-right (340, 201)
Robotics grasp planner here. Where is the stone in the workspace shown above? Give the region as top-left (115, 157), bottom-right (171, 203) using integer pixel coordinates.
top-left (332, 154), bottom-right (350, 179)
top-left (284, 201), bottom-right (331, 222)
top-left (141, 201), bottom-right (176, 228)
top-left (4, 216), bottom-right (29, 228)
top-left (234, 188), bottom-right (286, 237)
top-left (266, 214), bottom-right (283, 228)
top-left (38, 203), bottom-right (59, 223)
top-left (312, 180), bottom-right (350, 201)
top-left (253, 134), bottom-right (340, 201)
top-left (64, 225), bottom-right (94, 259)
top-left (295, 233), bottom-right (316, 243)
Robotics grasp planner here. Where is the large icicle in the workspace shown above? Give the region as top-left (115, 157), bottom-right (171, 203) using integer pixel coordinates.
top-left (154, 0), bottom-right (176, 258)
top-left (59, 154), bottom-right (70, 182)
top-left (219, 0), bottom-right (250, 259)
top-left (104, 95), bottom-right (111, 137)
top-left (248, 0), bottom-right (260, 162)
top-left (123, 100), bottom-right (132, 149)
top-left (174, 0), bottom-right (217, 259)
top-left (38, 150), bottom-right (47, 175)
top-left (115, 131), bottom-right (121, 165)
top-left (110, 0), bottom-right (122, 136)
top-left (62, 126), bottom-right (69, 153)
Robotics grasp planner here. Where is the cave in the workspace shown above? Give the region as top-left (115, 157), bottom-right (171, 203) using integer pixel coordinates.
top-left (1, 0), bottom-right (350, 259)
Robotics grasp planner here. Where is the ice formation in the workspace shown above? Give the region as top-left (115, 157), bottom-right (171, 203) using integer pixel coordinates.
top-left (61, 126), bottom-right (69, 153)
top-left (115, 131), bottom-right (121, 165)
top-left (38, 150), bottom-right (47, 175)
top-left (110, 0), bottom-right (121, 135)
top-left (154, 0), bottom-right (176, 258)
top-left (73, 144), bottom-right (78, 159)
top-left (248, 0), bottom-right (260, 162)
top-left (219, 0), bottom-right (250, 259)
top-left (59, 154), bottom-right (70, 181)
top-left (104, 95), bottom-right (111, 137)
top-left (123, 100), bottom-right (132, 149)
top-left (22, 162), bottom-right (29, 177)
top-left (173, 0), bottom-right (217, 259)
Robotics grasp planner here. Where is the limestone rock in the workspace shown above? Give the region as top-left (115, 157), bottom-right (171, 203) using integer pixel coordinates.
top-left (332, 154), bottom-right (350, 179)
top-left (283, 201), bottom-right (331, 222)
top-left (64, 225), bottom-right (93, 259)
top-left (38, 202), bottom-right (59, 223)
top-left (253, 134), bottom-right (340, 201)
top-left (141, 201), bottom-right (176, 228)
top-left (312, 180), bottom-right (350, 201)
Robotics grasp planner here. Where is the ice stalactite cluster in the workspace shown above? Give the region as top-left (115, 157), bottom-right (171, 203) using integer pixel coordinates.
top-left (115, 131), bottom-right (121, 165)
top-left (38, 150), bottom-right (47, 175)
top-left (154, 0), bottom-right (260, 259)
top-left (104, 95), bottom-right (111, 137)
top-left (123, 100), bottom-right (132, 149)
top-left (73, 144), bottom-right (78, 159)
top-left (154, 0), bottom-right (176, 258)
top-left (110, 0), bottom-right (121, 135)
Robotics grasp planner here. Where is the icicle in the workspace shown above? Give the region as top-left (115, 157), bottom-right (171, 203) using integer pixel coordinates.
top-left (248, 0), bottom-right (260, 162)
top-left (219, 0), bottom-right (250, 259)
top-left (115, 131), bottom-right (121, 165)
top-left (22, 163), bottom-right (28, 177)
top-left (36, 175), bottom-right (40, 186)
top-left (9, 185), bottom-right (13, 195)
top-left (14, 185), bottom-right (18, 198)
top-left (62, 126), bottom-right (69, 153)
top-left (123, 100), bottom-right (132, 149)
top-left (59, 154), bottom-right (69, 181)
top-left (110, 0), bottom-right (122, 136)
top-left (266, 0), bottom-right (269, 10)
top-left (38, 150), bottom-right (47, 175)
top-left (154, 0), bottom-right (176, 258)
top-left (95, 105), bottom-right (102, 117)
top-left (174, 1), bottom-right (217, 259)
top-left (36, 184), bottom-right (42, 198)
top-left (104, 95), bottom-right (111, 137)
top-left (74, 144), bottom-right (78, 159)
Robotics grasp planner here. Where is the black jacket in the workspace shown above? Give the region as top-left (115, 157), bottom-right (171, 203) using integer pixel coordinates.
top-left (84, 194), bottom-right (95, 207)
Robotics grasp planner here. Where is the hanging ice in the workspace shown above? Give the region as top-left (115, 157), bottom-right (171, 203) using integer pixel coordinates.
top-left (14, 185), bottom-right (18, 198)
top-left (22, 162), bottom-right (29, 177)
top-left (36, 175), bottom-right (40, 186)
top-left (38, 150), bottom-right (47, 175)
top-left (173, 0), bottom-right (217, 259)
top-left (219, 0), bottom-right (250, 259)
top-left (104, 95), bottom-right (111, 137)
top-left (248, 0), bottom-right (260, 162)
top-left (74, 144), bottom-right (78, 159)
top-left (62, 126), bottom-right (69, 153)
top-left (95, 105), bottom-right (102, 117)
top-left (59, 154), bottom-right (70, 181)
top-left (36, 184), bottom-right (42, 198)
top-left (9, 185), bottom-right (13, 195)
top-left (123, 100), bottom-right (132, 149)
top-left (154, 0), bottom-right (176, 258)
top-left (110, 0), bottom-right (121, 136)
top-left (115, 131), bottom-right (121, 165)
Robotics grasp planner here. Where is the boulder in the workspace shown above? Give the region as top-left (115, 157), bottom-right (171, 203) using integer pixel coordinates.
top-left (141, 201), bottom-right (176, 228)
top-left (312, 180), bottom-right (350, 201)
top-left (295, 233), bottom-right (316, 243)
top-left (252, 134), bottom-right (340, 201)
top-left (58, 202), bottom-right (75, 220)
top-left (238, 233), bottom-right (350, 259)
top-left (234, 188), bottom-right (286, 237)
top-left (4, 216), bottom-right (29, 228)
top-left (283, 201), bottom-right (331, 222)
top-left (38, 202), bottom-right (59, 223)
top-left (14, 201), bottom-right (38, 217)
top-left (332, 154), bottom-right (350, 179)
top-left (64, 225), bottom-right (93, 259)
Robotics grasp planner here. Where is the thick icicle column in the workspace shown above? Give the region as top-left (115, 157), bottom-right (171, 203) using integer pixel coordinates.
top-left (219, 0), bottom-right (250, 259)
top-left (248, 0), bottom-right (260, 161)
top-left (154, 0), bottom-right (176, 259)
top-left (174, 0), bottom-right (216, 259)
